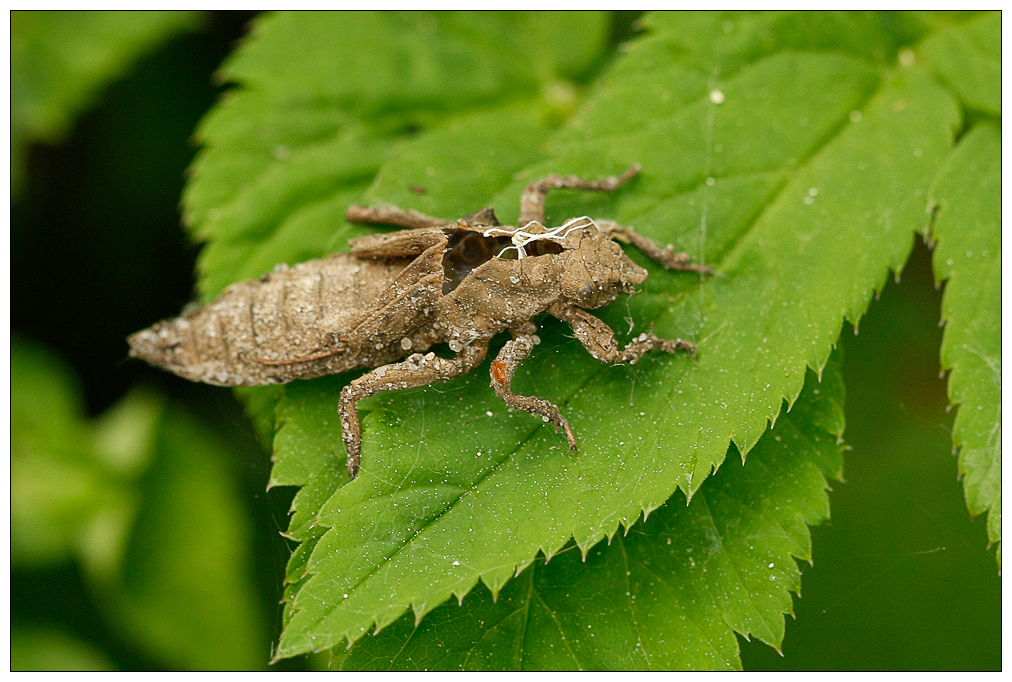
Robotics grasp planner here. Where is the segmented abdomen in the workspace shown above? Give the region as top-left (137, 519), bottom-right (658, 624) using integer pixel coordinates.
top-left (128, 253), bottom-right (411, 386)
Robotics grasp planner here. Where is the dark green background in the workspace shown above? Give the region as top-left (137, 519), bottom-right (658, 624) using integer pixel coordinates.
top-left (11, 11), bottom-right (999, 670)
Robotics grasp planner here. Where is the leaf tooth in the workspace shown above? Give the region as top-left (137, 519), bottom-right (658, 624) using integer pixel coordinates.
top-left (575, 532), bottom-right (603, 561)
top-left (481, 563), bottom-right (521, 601)
top-left (448, 574), bottom-right (480, 608)
top-left (604, 522), bottom-right (622, 545)
top-left (412, 603), bottom-right (427, 627)
top-left (372, 608), bottom-right (402, 636)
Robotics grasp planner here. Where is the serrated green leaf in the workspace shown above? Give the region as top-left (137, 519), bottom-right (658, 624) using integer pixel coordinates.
top-left (920, 12), bottom-right (1000, 116)
top-left (927, 123), bottom-right (1001, 567)
top-left (179, 12), bottom-right (969, 662)
top-left (334, 360), bottom-right (844, 670)
top-left (273, 27), bottom-right (957, 661)
top-left (11, 10), bottom-right (201, 193)
top-left (184, 11), bottom-right (610, 299)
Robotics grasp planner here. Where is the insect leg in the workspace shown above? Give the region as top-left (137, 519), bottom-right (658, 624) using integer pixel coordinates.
top-left (339, 343), bottom-right (488, 480)
top-left (518, 164), bottom-right (640, 225)
top-left (548, 303), bottom-right (697, 362)
top-left (346, 205), bottom-right (451, 229)
top-left (596, 220), bottom-right (713, 275)
top-left (490, 326), bottom-right (578, 451)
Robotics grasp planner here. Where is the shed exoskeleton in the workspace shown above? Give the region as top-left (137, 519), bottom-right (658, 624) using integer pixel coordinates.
top-left (128, 166), bottom-right (710, 479)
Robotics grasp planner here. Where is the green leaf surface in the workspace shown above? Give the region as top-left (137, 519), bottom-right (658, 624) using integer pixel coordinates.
top-left (920, 12), bottom-right (1000, 116)
top-left (927, 123), bottom-right (1001, 566)
top-left (184, 11), bottom-right (609, 298)
top-left (11, 10), bottom-right (201, 192)
top-left (11, 626), bottom-right (115, 671)
top-left (180, 12), bottom-right (969, 663)
top-left (334, 360), bottom-right (844, 670)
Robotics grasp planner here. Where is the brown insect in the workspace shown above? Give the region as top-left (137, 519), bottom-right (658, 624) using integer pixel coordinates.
top-left (128, 166), bottom-right (710, 479)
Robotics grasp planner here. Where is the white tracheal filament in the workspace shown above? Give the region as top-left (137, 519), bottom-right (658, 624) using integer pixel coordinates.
top-left (483, 216), bottom-right (599, 259)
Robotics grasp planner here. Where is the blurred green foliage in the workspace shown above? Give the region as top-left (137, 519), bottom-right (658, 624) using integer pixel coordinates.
top-left (11, 338), bottom-right (267, 669)
top-left (11, 11), bottom-right (201, 194)
top-left (11, 627), bottom-right (115, 671)
top-left (10, 10), bottom-right (999, 671)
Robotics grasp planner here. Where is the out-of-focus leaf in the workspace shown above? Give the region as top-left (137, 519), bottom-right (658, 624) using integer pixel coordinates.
top-left (335, 359), bottom-right (844, 670)
top-left (11, 337), bottom-right (161, 578)
top-left (11, 337), bottom-right (268, 669)
top-left (11, 337), bottom-right (108, 565)
top-left (11, 626), bottom-right (115, 671)
top-left (11, 10), bottom-right (201, 192)
top-left (920, 12), bottom-right (1000, 116)
top-left (79, 388), bottom-right (165, 581)
top-left (106, 404), bottom-right (267, 670)
top-left (92, 387), bottom-right (163, 476)
top-left (927, 123), bottom-right (1001, 567)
